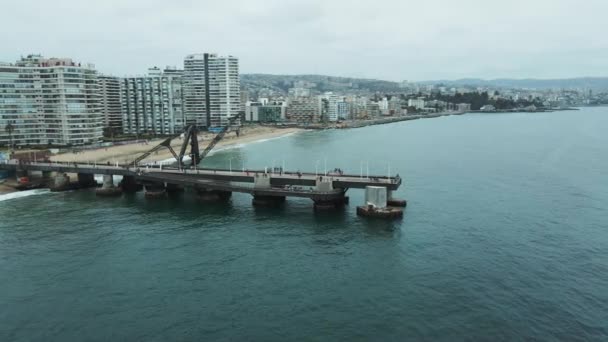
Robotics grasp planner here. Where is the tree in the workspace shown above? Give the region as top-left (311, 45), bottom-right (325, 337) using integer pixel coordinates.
top-left (406, 106), bottom-right (418, 114)
top-left (4, 122), bottom-right (15, 150)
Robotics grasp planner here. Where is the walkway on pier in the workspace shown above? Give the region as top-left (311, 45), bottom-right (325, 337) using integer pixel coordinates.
top-left (0, 160), bottom-right (401, 191)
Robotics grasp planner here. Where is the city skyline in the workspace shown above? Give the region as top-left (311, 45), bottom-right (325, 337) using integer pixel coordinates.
top-left (1, 51), bottom-right (603, 147)
top-left (2, 0), bottom-right (607, 81)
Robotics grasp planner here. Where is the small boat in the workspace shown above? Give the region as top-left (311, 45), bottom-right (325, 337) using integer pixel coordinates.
top-left (15, 176), bottom-right (46, 191)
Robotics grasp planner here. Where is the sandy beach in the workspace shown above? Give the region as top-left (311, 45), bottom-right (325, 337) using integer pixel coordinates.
top-left (0, 183), bottom-right (15, 194)
top-left (51, 126), bottom-right (304, 165)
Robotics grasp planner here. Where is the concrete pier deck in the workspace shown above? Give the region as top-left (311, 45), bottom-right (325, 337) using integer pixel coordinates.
top-left (0, 160), bottom-right (404, 215)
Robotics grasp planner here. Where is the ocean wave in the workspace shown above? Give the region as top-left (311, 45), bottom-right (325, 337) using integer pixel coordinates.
top-left (0, 189), bottom-right (51, 202)
top-left (212, 131), bottom-right (301, 154)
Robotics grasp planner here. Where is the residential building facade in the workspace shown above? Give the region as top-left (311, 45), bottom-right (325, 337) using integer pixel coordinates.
top-left (318, 92), bottom-right (340, 122)
top-left (286, 97), bottom-right (319, 123)
top-left (457, 103), bottom-right (471, 112)
top-left (183, 53), bottom-right (240, 129)
top-left (120, 67), bottom-right (185, 135)
top-left (408, 98), bottom-right (426, 109)
top-left (0, 54), bottom-right (101, 146)
top-left (97, 75), bottom-right (122, 132)
top-left (337, 101), bottom-right (350, 120)
top-left (244, 102), bottom-right (284, 123)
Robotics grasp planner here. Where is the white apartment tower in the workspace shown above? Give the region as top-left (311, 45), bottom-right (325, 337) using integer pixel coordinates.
top-left (97, 75), bottom-right (122, 132)
top-left (183, 53), bottom-right (240, 129)
top-left (0, 55), bottom-right (102, 146)
top-left (120, 67), bottom-right (185, 135)
top-left (318, 92), bottom-right (340, 122)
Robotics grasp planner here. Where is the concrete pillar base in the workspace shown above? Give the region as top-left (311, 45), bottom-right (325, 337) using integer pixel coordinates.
top-left (96, 187), bottom-right (123, 197)
top-left (166, 183), bottom-right (185, 193)
top-left (143, 182), bottom-right (166, 199)
top-left (313, 196), bottom-right (348, 211)
top-left (387, 190), bottom-right (406, 207)
top-left (357, 205), bottom-right (403, 219)
top-left (252, 195), bottom-right (285, 207)
top-left (145, 189), bottom-right (167, 199)
top-left (77, 173), bottom-right (97, 188)
top-left (42, 171), bottom-right (53, 180)
top-left (387, 199), bottom-right (407, 207)
top-left (96, 175), bottom-right (122, 196)
top-left (50, 173), bottom-right (72, 192)
top-left (121, 176), bottom-right (142, 193)
top-left (196, 188), bottom-right (232, 202)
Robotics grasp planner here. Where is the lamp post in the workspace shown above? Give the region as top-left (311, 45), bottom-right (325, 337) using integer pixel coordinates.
top-left (360, 161), bottom-right (363, 178)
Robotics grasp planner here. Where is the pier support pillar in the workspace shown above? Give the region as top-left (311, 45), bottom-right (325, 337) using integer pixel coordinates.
top-left (357, 186), bottom-right (403, 219)
top-left (387, 190), bottom-right (407, 208)
top-left (42, 170), bottom-right (53, 180)
top-left (313, 196), bottom-right (348, 211)
top-left (253, 173), bottom-right (271, 189)
top-left (315, 176), bottom-right (334, 191)
top-left (143, 182), bottom-right (166, 199)
top-left (196, 187), bottom-right (232, 202)
top-left (50, 173), bottom-right (71, 192)
top-left (77, 173), bottom-right (97, 188)
top-left (16, 169), bottom-right (27, 178)
top-left (166, 183), bottom-right (185, 194)
top-left (252, 195), bottom-right (285, 207)
top-left (96, 175), bottom-right (122, 197)
top-left (120, 176), bottom-right (142, 193)
top-left (27, 170), bottom-right (43, 178)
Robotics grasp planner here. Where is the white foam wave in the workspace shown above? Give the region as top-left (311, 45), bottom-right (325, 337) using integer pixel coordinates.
top-left (0, 189), bottom-right (51, 202)
top-left (152, 131), bottom-right (303, 164)
top-left (211, 131), bottom-right (301, 154)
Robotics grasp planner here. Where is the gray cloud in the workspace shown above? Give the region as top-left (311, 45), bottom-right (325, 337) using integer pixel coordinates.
top-left (1, 0), bottom-right (606, 80)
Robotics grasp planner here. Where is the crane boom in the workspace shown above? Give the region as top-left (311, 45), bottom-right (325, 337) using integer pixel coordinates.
top-left (129, 115), bottom-right (239, 168)
top-left (198, 115), bottom-right (240, 162)
top-left (177, 125), bottom-right (200, 167)
top-left (130, 136), bottom-right (179, 166)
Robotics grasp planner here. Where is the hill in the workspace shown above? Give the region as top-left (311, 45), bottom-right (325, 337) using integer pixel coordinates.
top-left (240, 74), bottom-right (401, 94)
top-left (419, 77), bottom-right (608, 91)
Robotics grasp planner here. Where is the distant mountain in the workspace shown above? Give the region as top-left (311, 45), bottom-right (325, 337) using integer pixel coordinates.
top-left (419, 78), bottom-right (608, 91)
top-left (241, 74), bottom-right (401, 94)
top-left (241, 74), bottom-right (608, 93)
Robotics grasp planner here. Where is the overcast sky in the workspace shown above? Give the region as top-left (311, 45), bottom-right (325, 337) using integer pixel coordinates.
top-left (1, 0), bottom-right (607, 81)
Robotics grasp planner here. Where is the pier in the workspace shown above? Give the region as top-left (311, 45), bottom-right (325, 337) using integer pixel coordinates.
top-left (0, 160), bottom-right (406, 217)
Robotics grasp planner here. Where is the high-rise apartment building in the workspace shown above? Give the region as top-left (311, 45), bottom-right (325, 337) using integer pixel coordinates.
top-left (183, 53), bottom-right (240, 129)
top-left (97, 75), bottom-right (122, 132)
top-left (0, 54), bottom-right (101, 146)
top-left (408, 98), bottom-right (426, 110)
top-left (286, 97), bottom-right (319, 123)
top-left (120, 67), bottom-right (185, 135)
top-left (337, 101), bottom-right (350, 120)
top-left (318, 92), bottom-right (340, 122)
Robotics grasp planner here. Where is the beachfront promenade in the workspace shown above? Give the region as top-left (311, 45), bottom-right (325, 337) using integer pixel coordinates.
top-left (0, 160), bottom-right (404, 212)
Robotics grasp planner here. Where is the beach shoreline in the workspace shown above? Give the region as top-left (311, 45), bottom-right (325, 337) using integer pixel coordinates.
top-left (50, 126), bottom-right (305, 165)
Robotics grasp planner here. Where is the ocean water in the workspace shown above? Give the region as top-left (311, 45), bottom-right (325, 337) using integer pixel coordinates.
top-left (1, 108), bottom-right (607, 341)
